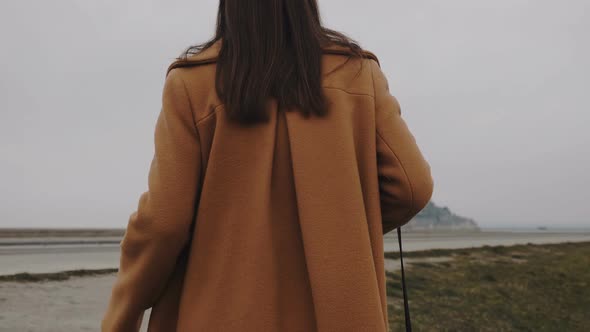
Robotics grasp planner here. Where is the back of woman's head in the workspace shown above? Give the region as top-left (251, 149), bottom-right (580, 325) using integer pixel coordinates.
top-left (181, 0), bottom-right (364, 125)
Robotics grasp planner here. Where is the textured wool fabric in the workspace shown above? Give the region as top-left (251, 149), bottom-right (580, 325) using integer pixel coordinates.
top-left (102, 40), bottom-right (433, 332)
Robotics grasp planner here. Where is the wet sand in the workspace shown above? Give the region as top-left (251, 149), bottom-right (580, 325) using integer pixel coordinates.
top-left (0, 274), bottom-right (151, 332)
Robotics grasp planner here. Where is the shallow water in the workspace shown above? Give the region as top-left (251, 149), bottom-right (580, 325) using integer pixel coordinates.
top-left (382, 230), bottom-right (590, 252)
top-left (0, 244), bottom-right (120, 275)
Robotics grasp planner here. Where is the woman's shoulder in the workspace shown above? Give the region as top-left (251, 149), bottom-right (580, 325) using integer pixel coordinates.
top-left (321, 42), bottom-right (380, 67)
top-left (166, 40), bottom-right (222, 77)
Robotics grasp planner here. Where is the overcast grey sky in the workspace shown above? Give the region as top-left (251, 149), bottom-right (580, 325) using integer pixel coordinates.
top-left (1, 0), bottom-right (589, 228)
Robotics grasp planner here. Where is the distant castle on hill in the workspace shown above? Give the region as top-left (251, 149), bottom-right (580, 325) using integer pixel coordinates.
top-left (406, 202), bottom-right (480, 231)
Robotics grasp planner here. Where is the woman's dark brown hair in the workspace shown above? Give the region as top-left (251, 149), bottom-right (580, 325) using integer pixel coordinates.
top-left (178, 0), bottom-right (364, 125)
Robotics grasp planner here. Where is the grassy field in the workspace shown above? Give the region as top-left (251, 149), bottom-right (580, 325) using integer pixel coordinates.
top-left (385, 242), bottom-right (590, 332)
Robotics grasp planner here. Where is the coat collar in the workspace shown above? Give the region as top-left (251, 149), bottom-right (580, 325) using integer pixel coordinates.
top-left (166, 39), bottom-right (379, 76)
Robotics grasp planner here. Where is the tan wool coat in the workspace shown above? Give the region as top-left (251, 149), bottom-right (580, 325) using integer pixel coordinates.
top-left (102, 40), bottom-right (434, 332)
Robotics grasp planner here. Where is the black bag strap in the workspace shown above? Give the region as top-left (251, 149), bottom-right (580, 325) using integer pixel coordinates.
top-left (397, 227), bottom-right (412, 332)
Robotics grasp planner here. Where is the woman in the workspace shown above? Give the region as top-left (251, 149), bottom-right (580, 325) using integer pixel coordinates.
top-left (102, 0), bottom-right (433, 331)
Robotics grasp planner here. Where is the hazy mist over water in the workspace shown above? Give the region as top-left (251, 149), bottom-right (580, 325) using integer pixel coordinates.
top-left (1, 1), bottom-right (589, 228)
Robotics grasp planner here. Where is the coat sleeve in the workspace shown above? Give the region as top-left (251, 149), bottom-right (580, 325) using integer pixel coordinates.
top-left (370, 59), bottom-right (434, 235)
top-left (102, 68), bottom-right (201, 332)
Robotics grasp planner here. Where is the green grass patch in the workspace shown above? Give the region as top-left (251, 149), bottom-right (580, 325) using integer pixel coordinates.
top-left (386, 241), bottom-right (590, 332)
